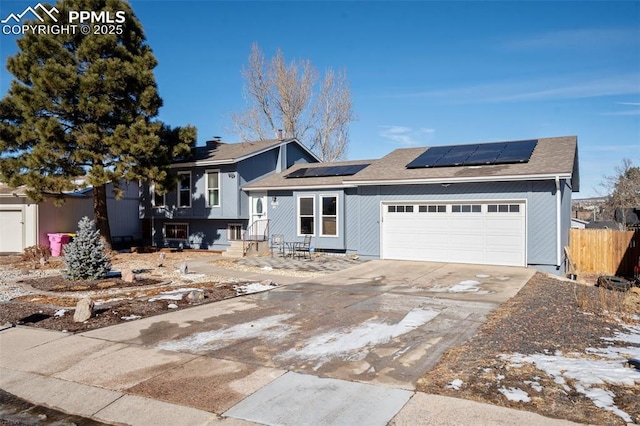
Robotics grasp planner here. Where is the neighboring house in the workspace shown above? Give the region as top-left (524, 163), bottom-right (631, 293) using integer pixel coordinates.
top-left (585, 221), bottom-right (621, 230)
top-left (0, 181), bottom-right (141, 254)
top-left (571, 218), bottom-right (589, 229)
top-left (614, 207), bottom-right (640, 229)
top-left (244, 136), bottom-right (580, 275)
top-left (138, 138), bottom-right (319, 250)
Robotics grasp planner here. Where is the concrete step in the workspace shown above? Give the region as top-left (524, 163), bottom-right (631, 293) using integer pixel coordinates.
top-left (222, 241), bottom-right (245, 258)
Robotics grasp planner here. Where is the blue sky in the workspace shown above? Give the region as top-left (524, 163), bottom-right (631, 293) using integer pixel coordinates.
top-left (1, 1), bottom-right (639, 198)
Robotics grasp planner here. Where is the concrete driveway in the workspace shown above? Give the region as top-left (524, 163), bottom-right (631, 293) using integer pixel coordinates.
top-left (85, 260), bottom-right (532, 393)
top-left (1, 260), bottom-right (542, 425)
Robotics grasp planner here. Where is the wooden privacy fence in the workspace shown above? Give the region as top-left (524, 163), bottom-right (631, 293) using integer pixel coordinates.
top-left (568, 228), bottom-right (640, 277)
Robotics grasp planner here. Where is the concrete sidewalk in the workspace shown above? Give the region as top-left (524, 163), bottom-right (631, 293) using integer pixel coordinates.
top-left (0, 260), bottom-right (581, 426)
top-left (0, 328), bottom-right (579, 426)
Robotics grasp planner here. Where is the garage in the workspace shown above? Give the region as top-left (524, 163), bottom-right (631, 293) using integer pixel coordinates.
top-left (0, 208), bottom-right (24, 253)
top-left (381, 201), bottom-right (526, 267)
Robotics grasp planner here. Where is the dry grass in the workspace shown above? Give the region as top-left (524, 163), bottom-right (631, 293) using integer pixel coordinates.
top-left (417, 274), bottom-right (640, 425)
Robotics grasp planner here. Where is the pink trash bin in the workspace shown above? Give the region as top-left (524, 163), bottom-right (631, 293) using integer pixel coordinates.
top-left (48, 233), bottom-right (71, 257)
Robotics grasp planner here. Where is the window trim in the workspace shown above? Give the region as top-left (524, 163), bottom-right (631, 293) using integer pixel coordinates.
top-left (205, 169), bottom-right (220, 207)
top-left (164, 223), bottom-right (189, 241)
top-left (227, 223), bottom-right (243, 241)
top-left (320, 194), bottom-right (338, 237)
top-left (151, 184), bottom-right (165, 208)
top-left (297, 195), bottom-right (316, 236)
top-left (488, 203), bottom-right (521, 213)
top-left (177, 171), bottom-right (192, 208)
top-left (451, 204), bottom-right (482, 213)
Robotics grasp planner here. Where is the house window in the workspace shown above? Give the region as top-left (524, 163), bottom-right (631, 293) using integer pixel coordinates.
top-left (152, 185), bottom-right (165, 207)
top-left (228, 224), bottom-right (242, 241)
top-left (452, 204), bottom-right (482, 213)
top-left (165, 223), bottom-right (188, 240)
top-left (418, 205), bottom-right (447, 213)
top-left (206, 171), bottom-right (220, 207)
top-left (321, 195), bottom-right (337, 236)
top-left (488, 204), bottom-right (520, 213)
top-left (298, 196), bottom-right (315, 235)
top-left (178, 172), bottom-right (191, 208)
top-left (387, 205), bottom-right (414, 213)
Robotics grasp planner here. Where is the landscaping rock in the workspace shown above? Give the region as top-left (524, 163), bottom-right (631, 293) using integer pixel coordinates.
top-left (121, 268), bottom-right (136, 283)
top-left (73, 297), bottom-right (94, 322)
top-left (187, 290), bottom-right (204, 302)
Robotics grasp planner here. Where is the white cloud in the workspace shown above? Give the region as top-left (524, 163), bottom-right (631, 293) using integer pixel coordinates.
top-left (398, 74), bottom-right (640, 105)
top-left (379, 125), bottom-right (434, 146)
top-left (601, 102), bottom-right (640, 116)
top-left (503, 28), bottom-right (639, 50)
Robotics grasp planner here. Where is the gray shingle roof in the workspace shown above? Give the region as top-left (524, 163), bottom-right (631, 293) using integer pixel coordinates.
top-left (347, 136), bottom-right (577, 183)
top-left (243, 159), bottom-right (375, 189)
top-left (177, 139), bottom-right (311, 165)
top-left (244, 136), bottom-right (578, 190)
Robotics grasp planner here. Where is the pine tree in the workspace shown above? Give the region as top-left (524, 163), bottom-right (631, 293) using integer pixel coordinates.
top-left (63, 217), bottom-right (112, 280)
top-left (0, 0), bottom-right (197, 250)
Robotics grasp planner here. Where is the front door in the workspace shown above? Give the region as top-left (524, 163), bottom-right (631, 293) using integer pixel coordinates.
top-left (250, 192), bottom-right (268, 239)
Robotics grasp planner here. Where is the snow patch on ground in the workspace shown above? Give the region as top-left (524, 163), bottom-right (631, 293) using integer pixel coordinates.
top-left (278, 308), bottom-right (439, 369)
top-left (500, 321), bottom-right (640, 423)
top-left (523, 380), bottom-right (543, 392)
top-left (148, 288), bottom-right (200, 302)
top-left (446, 379), bottom-right (463, 390)
top-left (54, 309), bottom-right (66, 317)
top-left (234, 282), bottom-right (277, 295)
top-left (157, 313), bottom-right (295, 353)
top-left (94, 297), bottom-right (131, 306)
top-left (499, 386), bottom-right (531, 402)
top-left (121, 315), bottom-right (141, 321)
top-left (429, 280), bottom-right (490, 294)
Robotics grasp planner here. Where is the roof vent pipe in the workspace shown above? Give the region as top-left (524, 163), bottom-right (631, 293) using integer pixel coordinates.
top-left (277, 129), bottom-right (283, 140)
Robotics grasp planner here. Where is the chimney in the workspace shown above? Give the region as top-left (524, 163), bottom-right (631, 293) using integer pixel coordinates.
top-left (207, 136), bottom-right (223, 147)
top-left (277, 129), bottom-right (283, 140)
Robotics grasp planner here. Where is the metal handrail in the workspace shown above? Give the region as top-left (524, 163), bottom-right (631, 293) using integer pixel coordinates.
top-left (242, 219), bottom-right (270, 255)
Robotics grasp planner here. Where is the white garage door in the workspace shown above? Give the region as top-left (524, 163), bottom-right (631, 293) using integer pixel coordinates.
top-left (382, 202), bottom-right (525, 266)
top-left (0, 209), bottom-right (24, 253)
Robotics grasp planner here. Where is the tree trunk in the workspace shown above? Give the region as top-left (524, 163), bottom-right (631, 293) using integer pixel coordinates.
top-left (93, 184), bottom-right (113, 251)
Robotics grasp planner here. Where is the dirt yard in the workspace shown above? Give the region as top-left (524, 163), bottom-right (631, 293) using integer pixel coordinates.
top-left (0, 252), bottom-right (250, 333)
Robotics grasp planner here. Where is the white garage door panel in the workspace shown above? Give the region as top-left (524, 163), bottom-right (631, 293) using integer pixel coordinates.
top-left (0, 209), bottom-right (24, 253)
top-left (382, 202), bottom-right (525, 267)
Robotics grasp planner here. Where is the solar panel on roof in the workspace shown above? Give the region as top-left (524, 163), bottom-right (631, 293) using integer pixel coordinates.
top-left (285, 163), bottom-right (369, 179)
top-left (435, 145), bottom-right (479, 166)
top-left (463, 142), bottom-right (505, 166)
top-left (406, 140), bottom-right (538, 169)
top-left (405, 146), bottom-right (452, 168)
top-left (495, 139), bottom-right (538, 163)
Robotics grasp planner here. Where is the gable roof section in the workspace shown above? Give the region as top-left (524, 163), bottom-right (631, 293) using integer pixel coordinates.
top-left (346, 136), bottom-right (578, 187)
top-left (243, 159), bottom-right (375, 190)
top-left (170, 138), bottom-right (320, 168)
top-left (243, 136), bottom-right (579, 191)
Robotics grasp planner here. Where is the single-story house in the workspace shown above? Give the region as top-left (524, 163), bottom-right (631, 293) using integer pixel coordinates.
top-left (138, 138), bottom-right (319, 250)
top-left (243, 136), bottom-right (579, 275)
top-left (0, 181), bottom-right (140, 254)
top-left (571, 218), bottom-right (589, 229)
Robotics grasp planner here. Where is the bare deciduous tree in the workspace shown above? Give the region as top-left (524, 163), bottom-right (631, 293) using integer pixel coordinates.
top-left (231, 44), bottom-right (354, 161)
top-left (600, 158), bottom-right (640, 229)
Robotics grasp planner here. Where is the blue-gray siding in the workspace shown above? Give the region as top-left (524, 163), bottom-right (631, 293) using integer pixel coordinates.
top-left (139, 141), bottom-right (318, 248)
top-left (267, 179), bottom-right (569, 271)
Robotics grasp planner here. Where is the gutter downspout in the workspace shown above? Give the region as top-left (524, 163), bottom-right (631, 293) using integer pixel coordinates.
top-left (555, 176), bottom-right (562, 269)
